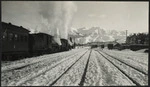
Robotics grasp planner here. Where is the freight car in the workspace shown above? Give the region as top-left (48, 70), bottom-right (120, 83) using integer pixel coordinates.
top-left (1, 22), bottom-right (75, 60)
top-left (107, 44), bottom-right (113, 50)
top-left (91, 45), bottom-right (98, 49)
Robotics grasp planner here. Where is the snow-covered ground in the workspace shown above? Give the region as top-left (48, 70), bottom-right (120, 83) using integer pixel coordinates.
top-left (53, 51), bottom-right (91, 86)
top-left (21, 50), bottom-right (87, 86)
top-left (1, 47), bottom-right (148, 86)
top-left (84, 50), bottom-right (103, 86)
top-left (1, 48), bottom-right (88, 86)
top-left (94, 50), bottom-right (136, 86)
top-left (102, 48), bottom-right (148, 72)
top-left (2, 48), bottom-right (85, 69)
top-left (96, 48), bottom-right (148, 85)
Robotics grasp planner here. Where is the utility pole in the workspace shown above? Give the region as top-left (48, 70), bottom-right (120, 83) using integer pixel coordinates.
top-left (126, 30), bottom-right (128, 44)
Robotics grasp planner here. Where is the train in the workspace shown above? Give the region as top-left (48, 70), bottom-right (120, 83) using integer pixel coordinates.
top-left (106, 43), bottom-right (149, 52)
top-left (1, 22), bottom-right (75, 60)
top-left (90, 42), bottom-right (148, 52)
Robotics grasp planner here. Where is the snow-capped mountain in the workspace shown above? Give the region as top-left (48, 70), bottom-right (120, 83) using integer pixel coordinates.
top-left (68, 27), bottom-right (126, 44)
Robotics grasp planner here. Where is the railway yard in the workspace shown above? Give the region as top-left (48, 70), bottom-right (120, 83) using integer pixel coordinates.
top-left (1, 47), bottom-right (148, 86)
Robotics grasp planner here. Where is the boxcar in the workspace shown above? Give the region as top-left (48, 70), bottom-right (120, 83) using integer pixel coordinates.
top-left (107, 44), bottom-right (113, 50)
top-left (1, 22), bottom-right (30, 60)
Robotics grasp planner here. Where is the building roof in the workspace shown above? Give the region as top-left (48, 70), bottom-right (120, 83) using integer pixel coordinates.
top-left (2, 22), bottom-right (30, 33)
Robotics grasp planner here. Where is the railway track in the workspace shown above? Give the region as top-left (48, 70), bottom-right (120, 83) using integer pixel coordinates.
top-left (48, 50), bottom-right (91, 86)
top-left (7, 49), bottom-right (89, 86)
top-left (83, 50), bottom-right (102, 86)
top-left (2, 49), bottom-right (87, 86)
top-left (46, 50), bottom-right (92, 86)
top-left (79, 50), bottom-right (92, 86)
top-left (102, 50), bottom-right (148, 74)
top-left (102, 49), bottom-right (148, 66)
top-left (2, 49), bottom-right (85, 72)
top-left (96, 50), bottom-right (148, 86)
top-left (2, 48), bottom-right (147, 86)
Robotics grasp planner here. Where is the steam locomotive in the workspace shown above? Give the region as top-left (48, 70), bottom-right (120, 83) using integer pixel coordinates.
top-left (1, 22), bottom-right (75, 60)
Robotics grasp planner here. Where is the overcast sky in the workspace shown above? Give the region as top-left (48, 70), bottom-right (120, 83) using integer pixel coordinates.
top-left (73, 1), bottom-right (149, 33)
top-left (2, 1), bottom-right (149, 33)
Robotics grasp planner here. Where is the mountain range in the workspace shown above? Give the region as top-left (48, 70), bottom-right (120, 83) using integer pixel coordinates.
top-left (68, 27), bottom-right (126, 44)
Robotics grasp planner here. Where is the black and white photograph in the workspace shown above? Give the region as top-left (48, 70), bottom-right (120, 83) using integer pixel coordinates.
top-left (1, 1), bottom-right (149, 86)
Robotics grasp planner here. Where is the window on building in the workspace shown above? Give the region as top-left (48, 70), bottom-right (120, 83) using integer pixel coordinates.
top-left (8, 33), bottom-right (13, 41)
top-left (14, 34), bottom-right (18, 41)
top-left (2, 32), bottom-right (7, 40)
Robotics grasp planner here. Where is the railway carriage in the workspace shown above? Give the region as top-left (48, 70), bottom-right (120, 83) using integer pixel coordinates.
top-left (1, 22), bottom-right (30, 60)
top-left (91, 45), bottom-right (98, 49)
top-left (107, 44), bottom-right (113, 50)
top-left (29, 33), bottom-right (53, 56)
top-left (1, 22), bottom-right (75, 60)
top-left (100, 44), bottom-right (105, 49)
